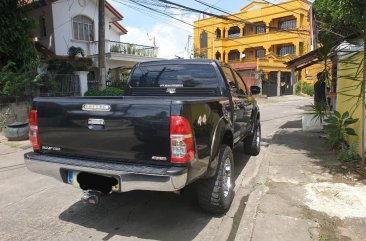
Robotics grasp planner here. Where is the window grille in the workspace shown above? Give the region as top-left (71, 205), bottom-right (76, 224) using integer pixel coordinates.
top-left (277, 45), bottom-right (295, 56)
top-left (73, 15), bottom-right (94, 41)
top-left (278, 19), bottom-right (296, 30)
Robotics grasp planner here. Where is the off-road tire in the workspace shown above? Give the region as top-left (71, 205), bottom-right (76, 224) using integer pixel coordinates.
top-left (243, 122), bottom-right (261, 156)
top-left (197, 145), bottom-right (234, 214)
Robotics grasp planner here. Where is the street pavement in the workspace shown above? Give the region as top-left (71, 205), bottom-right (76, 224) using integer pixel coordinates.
top-left (1, 95), bottom-right (364, 241)
top-left (234, 97), bottom-right (366, 241)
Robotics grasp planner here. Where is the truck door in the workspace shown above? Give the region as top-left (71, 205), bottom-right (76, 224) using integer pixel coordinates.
top-left (232, 69), bottom-right (253, 135)
top-left (221, 66), bottom-right (245, 143)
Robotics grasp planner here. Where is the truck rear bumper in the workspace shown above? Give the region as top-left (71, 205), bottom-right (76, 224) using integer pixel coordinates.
top-left (24, 152), bottom-right (188, 192)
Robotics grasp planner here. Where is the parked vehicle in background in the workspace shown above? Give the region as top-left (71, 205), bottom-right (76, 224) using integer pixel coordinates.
top-left (24, 59), bottom-right (261, 214)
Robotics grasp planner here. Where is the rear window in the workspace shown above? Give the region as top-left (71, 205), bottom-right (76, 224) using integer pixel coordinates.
top-left (129, 64), bottom-right (218, 88)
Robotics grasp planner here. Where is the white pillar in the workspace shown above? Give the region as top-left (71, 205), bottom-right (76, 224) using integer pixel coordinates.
top-left (74, 71), bottom-right (89, 96)
top-left (277, 71), bottom-right (281, 96)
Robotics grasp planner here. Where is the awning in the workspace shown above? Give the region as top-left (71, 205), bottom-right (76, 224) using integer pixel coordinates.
top-left (285, 48), bottom-right (323, 71)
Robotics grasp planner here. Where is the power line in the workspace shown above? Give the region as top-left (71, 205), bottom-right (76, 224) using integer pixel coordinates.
top-left (113, 0), bottom-right (270, 59)
top-left (111, 0), bottom-right (192, 32)
top-left (138, 0), bottom-right (271, 50)
top-left (193, 0), bottom-right (308, 34)
top-left (112, 0), bottom-right (303, 59)
top-left (261, 0), bottom-right (306, 16)
top-left (156, 0), bottom-right (244, 22)
top-left (114, 0), bottom-right (257, 48)
top-left (203, 0), bottom-right (223, 11)
top-left (261, 0), bottom-right (345, 38)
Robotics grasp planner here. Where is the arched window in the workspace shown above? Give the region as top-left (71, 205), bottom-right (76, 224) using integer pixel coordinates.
top-left (215, 51), bottom-right (221, 60)
top-left (73, 15), bottom-right (94, 41)
top-left (200, 31), bottom-right (208, 49)
top-left (228, 26), bottom-right (240, 39)
top-left (215, 28), bottom-right (221, 39)
top-left (228, 50), bottom-right (240, 62)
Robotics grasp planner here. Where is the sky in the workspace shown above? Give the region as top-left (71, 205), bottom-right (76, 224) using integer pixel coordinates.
top-left (109, 0), bottom-right (294, 58)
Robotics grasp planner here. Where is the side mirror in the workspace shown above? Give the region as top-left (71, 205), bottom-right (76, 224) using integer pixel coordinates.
top-left (250, 86), bottom-right (261, 95)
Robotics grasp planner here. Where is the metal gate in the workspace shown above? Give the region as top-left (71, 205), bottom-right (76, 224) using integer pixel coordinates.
top-left (261, 72), bottom-right (293, 96)
top-left (281, 72), bottom-right (293, 95)
top-left (262, 72), bottom-right (277, 96)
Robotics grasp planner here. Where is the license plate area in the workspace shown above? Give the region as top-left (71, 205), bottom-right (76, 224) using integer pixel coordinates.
top-left (67, 171), bottom-right (120, 193)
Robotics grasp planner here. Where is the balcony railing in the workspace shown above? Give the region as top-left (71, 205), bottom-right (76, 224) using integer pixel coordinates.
top-left (89, 40), bottom-right (158, 58)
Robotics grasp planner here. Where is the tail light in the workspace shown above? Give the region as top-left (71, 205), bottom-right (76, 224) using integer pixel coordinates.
top-left (29, 110), bottom-right (40, 150)
top-left (170, 116), bottom-right (195, 163)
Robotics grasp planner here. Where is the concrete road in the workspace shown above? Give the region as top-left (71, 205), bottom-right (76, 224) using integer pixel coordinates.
top-left (0, 95), bottom-right (312, 241)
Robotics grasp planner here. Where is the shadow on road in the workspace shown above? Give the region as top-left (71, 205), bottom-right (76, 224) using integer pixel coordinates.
top-left (58, 145), bottom-right (251, 241)
top-left (279, 119), bottom-right (302, 129)
top-left (269, 120), bottom-right (366, 182)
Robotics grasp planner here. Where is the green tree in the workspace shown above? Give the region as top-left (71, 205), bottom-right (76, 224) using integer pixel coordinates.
top-left (0, 0), bottom-right (38, 70)
top-left (314, 0), bottom-right (365, 44)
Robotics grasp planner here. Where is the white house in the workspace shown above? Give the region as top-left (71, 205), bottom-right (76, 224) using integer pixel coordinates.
top-left (27, 0), bottom-right (159, 86)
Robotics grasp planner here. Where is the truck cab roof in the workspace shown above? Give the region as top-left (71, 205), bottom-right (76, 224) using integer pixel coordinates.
top-left (135, 58), bottom-right (221, 67)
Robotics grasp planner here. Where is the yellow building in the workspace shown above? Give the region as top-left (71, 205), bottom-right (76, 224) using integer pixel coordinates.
top-left (193, 0), bottom-right (320, 96)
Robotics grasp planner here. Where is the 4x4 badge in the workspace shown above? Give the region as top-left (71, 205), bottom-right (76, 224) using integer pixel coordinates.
top-left (197, 114), bottom-right (207, 126)
top-left (166, 88), bottom-right (176, 94)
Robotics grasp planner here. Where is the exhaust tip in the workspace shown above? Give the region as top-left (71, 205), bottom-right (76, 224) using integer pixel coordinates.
top-left (81, 190), bottom-right (101, 205)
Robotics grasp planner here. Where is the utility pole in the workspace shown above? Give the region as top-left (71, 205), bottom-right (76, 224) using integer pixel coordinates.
top-left (362, 2), bottom-right (366, 168)
top-left (185, 35), bottom-right (192, 59)
top-left (98, 0), bottom-right (106, 90)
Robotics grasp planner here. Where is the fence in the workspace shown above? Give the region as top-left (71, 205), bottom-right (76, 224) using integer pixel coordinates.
top-left (39, 74), bottom-right (80, 97)
top-left (0, 72), bottom-right (80, 128)
top-left (88, 78), bottom-right (128, 90)
top-left (88, 80), bottom-right (99, 90)
top-left (89, 40), bottom-right (158, 57)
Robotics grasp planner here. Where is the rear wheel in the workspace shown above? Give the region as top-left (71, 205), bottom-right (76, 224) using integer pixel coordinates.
top-left (243, 122), bottom-right (261, 156)
top-left (197, 145), bottom-right (234, 214)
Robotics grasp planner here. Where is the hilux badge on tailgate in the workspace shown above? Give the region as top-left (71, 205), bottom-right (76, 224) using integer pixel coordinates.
top-left (82, 104), bottom-right (111, 112)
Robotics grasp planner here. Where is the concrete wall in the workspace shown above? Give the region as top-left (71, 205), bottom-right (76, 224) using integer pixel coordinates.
top-left (51, 0), bottom-right (122, 56)
top-left (337, 51), bottom-right (364, 156)
top-left (0, 101), bottom-right (32, 128)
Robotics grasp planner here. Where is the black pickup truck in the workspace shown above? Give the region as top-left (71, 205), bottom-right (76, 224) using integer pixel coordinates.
top-left (25, 59), bottom-right (261, 214)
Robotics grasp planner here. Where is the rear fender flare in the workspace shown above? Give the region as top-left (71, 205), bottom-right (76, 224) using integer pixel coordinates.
top-left (205, 117), bottom-right (233, 178)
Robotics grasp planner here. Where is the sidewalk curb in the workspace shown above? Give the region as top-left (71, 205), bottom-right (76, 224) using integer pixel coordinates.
top-left (233, 185), bottom-right (268, 241)
top-left (232, 130), bottom-right (275, 241)
top-left (233, 155), bottom-right (270, 241)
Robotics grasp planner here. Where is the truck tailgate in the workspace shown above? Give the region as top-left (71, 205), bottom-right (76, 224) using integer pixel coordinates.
top-left (35, 97), bottom-right (171, 163)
